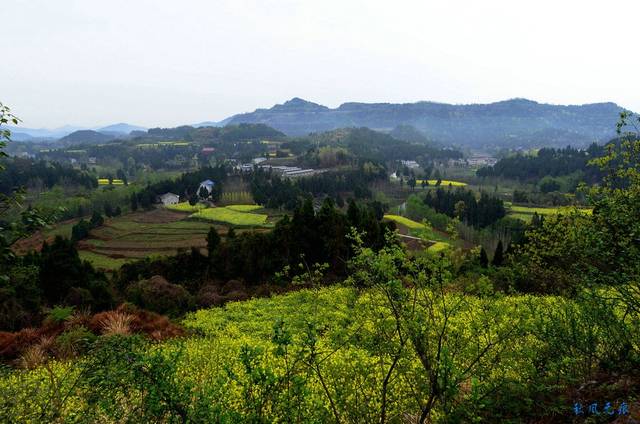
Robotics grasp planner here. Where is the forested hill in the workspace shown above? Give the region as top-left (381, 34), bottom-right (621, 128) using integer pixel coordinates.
top-left (223, 97), bottom-right (627, 149)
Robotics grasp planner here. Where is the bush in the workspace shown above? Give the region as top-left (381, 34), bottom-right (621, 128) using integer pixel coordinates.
top-left (126, 276), bottom-right (193, 315)
top-left (45, 306), bottom-right (75, 325)
top-left (54, 326), bottom-right (96, 358)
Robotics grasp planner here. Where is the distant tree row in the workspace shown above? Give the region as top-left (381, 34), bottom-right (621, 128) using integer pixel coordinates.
top-left (0, 157), bottom-right (97, 195)
top-left (424, 187), bottom-right (506, 228)
top-left (249, 164), bottom-right (386, 210)
top-left (477, 145), bottom-right (606, 182)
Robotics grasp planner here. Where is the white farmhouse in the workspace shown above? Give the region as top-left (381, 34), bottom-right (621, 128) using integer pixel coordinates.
top-left (159, 192), bottom-right (180, 206)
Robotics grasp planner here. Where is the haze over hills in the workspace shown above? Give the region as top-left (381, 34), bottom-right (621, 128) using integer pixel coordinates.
top-left (97, 123), bottom-right (147, 135)
top-left (9, 99), bottom-right (630, 149)
top-left (7, 122), bottom-right (147, 141)
top-left (222, 97), bottom-right (628, 148)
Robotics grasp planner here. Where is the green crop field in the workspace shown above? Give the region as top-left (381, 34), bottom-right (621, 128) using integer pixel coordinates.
top-left (63, 206), bottom-right (274, 269)
top-left (225, 204), bottom-right (262, 212)
top-left (191, 206), bottom-right (269, 226)
top-left (79, 251), bottom-right (132, 270)
top-left (65, 210), bottom-right (216, 270)
top-left (383, 214), bottom-right (451, 250)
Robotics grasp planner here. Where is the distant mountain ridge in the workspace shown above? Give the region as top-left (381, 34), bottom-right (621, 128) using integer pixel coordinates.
top-left (97, 123), bottom-right (147, 134)
top-left (8, 122), bottom-right (147, 141)
top-left (223, 97), bottom-right (629, 148)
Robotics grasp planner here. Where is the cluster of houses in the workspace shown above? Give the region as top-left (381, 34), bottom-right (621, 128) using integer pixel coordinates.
top-left (400, 160), bottom-right (420, 169)
top-left (236, 163), bottom-right (322, 178)
top-left (447, 155), bottom-right (497, 167)
top-left (158, 179), bottom-right (216, 206)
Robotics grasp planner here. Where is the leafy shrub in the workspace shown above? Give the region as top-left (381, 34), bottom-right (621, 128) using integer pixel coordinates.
top-left (125, 275), bottom-right (193, 316)
top-left (45, 306), bottom-right (75, 325)
top-left (54, 326), bottom-right (96, 358)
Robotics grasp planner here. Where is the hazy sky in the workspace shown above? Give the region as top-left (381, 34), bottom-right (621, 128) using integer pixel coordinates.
top-left (2, 0), bottom-right (639, 128)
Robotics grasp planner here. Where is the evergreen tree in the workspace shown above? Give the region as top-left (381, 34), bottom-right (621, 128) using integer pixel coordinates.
top-left (492, 240), bottom-right (504, 267)
top-left (479, 247), bottom-right (489, 268)
top-left (408, 177), bottom-right (416, 191)
top-left (227, 227), bottom-right (236, 239)
top-left (71, 219), bottom-right (91, 242)
top-left (198, 186), bottom-right (209, 200)
top-left (90, 211), bottom-right (104, 227)
top-left (39, 236), bottom-right (88, 304)
top-left (130, 193), bottom-right (138, 211)
top-left (207, 226), bottom-right (220, 253)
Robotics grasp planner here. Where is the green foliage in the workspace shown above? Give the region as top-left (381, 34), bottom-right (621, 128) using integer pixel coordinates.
top-left (45, 305), bottom-right (75, 324)
top-left (538, 175), bottom-right (562, 193)
top-left (54, 326), bottom-right (97, 358)
top-left (206, 226), bottom-right (220, 253)
top-left (126, 276), bottom-right (193, 316)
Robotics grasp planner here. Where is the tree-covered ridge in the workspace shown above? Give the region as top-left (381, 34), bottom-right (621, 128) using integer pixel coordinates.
top-left (146, 123), bottom-right (286, 142)
top-left (477, 144), bottom-right (607, 182)
top-left (0, 157), bottom-right (98, 195)
top-left (296, 127), bottom-right (462, 162)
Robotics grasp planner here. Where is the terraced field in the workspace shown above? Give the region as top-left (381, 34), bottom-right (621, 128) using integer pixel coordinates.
top-left (383, 214), bottom-right (451, 252)
top-left (77, 209), bottom-right (214, 269)
top-left (14, 205), bottom-right (277, 272)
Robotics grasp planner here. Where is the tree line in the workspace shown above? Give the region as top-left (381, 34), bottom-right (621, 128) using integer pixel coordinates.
top-left (249, 164), bottom-right (386, 210)
top-left (424, 187), bottom-right (506, 228)
top-left (477, 145), bottom-right (606, 182)
top-left (0, 157), bottom-right (97, 195)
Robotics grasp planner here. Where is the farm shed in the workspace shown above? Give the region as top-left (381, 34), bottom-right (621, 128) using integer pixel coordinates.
top-left (159, 192), bottom-right (180, 205)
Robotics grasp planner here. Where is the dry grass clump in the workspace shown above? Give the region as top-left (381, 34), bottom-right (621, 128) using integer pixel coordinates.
top-left (17, 344), bottom-right (47, 369)
top-left (97, 311), bottom-right (133, 336)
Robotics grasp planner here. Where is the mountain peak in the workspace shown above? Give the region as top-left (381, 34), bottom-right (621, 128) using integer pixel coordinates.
top-left (98, 123), bottom-right (147, 134)
top-left (270, 98), bottom-right (329, 112)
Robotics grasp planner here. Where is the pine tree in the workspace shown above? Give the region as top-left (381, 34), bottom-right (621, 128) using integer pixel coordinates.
top-left (207, 226), bottom-right (220, 253)
top-left (90, 211), bottom-right (104, 227)
top-left (198, 186), bottom-right (209, 200)
top-left (130, 193), bottom-right (138, 211)
top-left (479, 247), bottom-right (489, 268)
top-left (492, 240), bottom-right (504, 267)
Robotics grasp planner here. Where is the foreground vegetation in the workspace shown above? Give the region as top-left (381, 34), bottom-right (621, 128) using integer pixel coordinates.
top-left (1, 241), bottom-right (637, 422)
